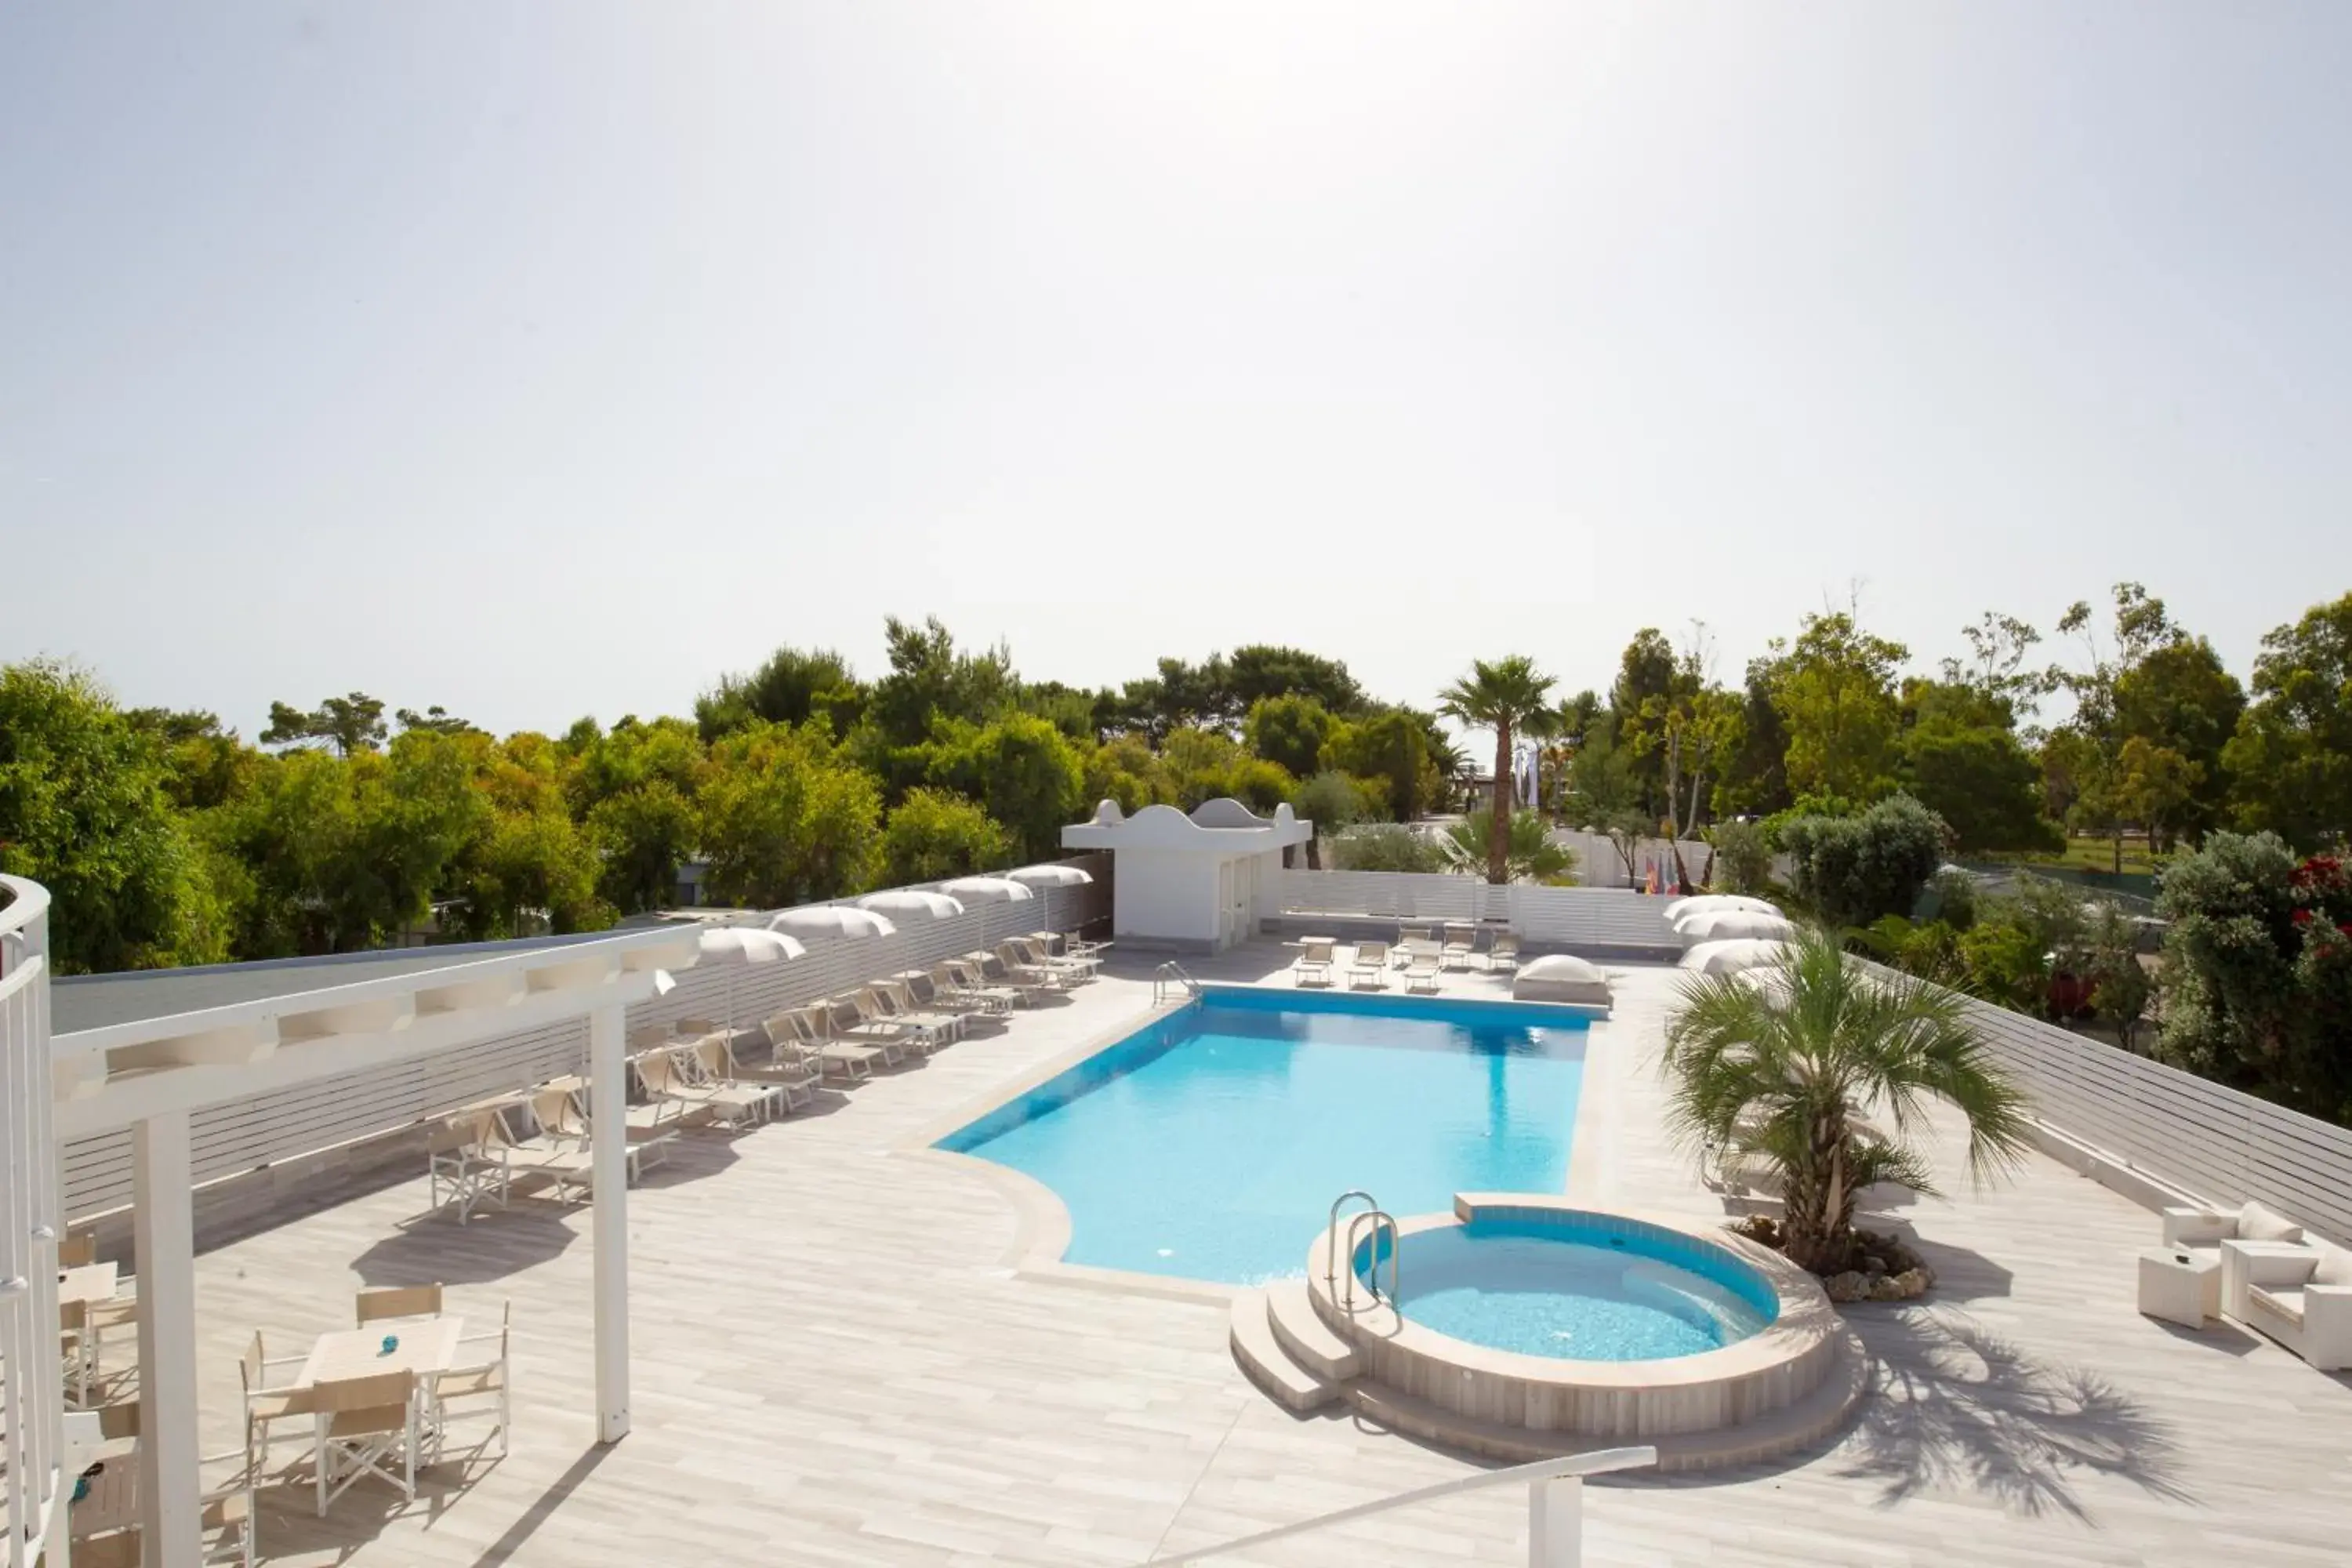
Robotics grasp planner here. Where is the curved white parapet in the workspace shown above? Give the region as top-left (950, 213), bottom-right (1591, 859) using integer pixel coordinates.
top-left (1299, 1195), bottom-right (1864, 1462)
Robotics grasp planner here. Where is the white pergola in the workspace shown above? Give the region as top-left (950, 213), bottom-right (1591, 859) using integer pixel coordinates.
top-left (8, 884), bottom-right (698, 1568)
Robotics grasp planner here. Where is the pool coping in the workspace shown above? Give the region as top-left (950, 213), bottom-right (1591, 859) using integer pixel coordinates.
top-left (895, 982), bottom-right (1610, 1307)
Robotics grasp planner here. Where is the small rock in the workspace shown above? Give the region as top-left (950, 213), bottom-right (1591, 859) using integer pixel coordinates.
top-left (1890, 1269), bottom-right (1929, 1298)
top-left (1861, 1254), bottom-right (1888, 1276)
top-left (1825, 1271), bottom-right (1869, 1303)
top-left (1868, 1276), bottom-right (1909, 1302)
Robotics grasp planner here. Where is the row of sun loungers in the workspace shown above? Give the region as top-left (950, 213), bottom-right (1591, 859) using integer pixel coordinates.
top-left (423, 938), bottom-right (1101, 1223)
top-left (1292, 928), bottom-right (1522, 993)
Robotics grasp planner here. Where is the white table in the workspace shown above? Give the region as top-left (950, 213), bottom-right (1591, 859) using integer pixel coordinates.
top-left (299, 1315), bottom-right (464, 1388)
top-left (2136, 1247), bottom-right (2220, 1327)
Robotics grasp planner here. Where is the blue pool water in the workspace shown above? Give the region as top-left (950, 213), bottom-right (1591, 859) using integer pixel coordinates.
top-left (1379, 1217), bottom-right (1775, 1361)
top-left (938, 988), bottom-right (1588, 1285)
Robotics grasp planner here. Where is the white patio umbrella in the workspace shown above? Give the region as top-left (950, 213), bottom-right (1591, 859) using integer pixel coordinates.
top-left (768, 906), bottom-right (899, 942)
top-left (1663, 893), bottom-right (1782, 923)
top-left (855, 889), bottom-right (967, 922)
top-left (1675, 909), bottom-right (1798, 945)
top-left (935, 876), bottom-right (1036, 906)
top-left (1004, 864), bottom-right (1093, 890)
top-left (1678, 937), bottom-right (1791, 976)
top-left (694, 926), bottom-right (807, 1031)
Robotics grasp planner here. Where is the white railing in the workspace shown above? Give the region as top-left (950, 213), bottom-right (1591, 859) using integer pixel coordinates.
top-left (0, 874), bottom-right (64, 1568)
top-left (1271, 871), bottom-right (1677, 949)
top-left (1951, 990), bottom-right (2352, 1248)
top-left (1134, 1446), bottom-right (1657, 1566)
top-left (56, 875), bottom-right (1110, 1221)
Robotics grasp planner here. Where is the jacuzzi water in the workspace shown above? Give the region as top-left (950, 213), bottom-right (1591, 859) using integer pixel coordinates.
top-left (938, 989), bottom-right (1588, 1285)
top-left (1377, 1216), bottom-right (1777, 1361)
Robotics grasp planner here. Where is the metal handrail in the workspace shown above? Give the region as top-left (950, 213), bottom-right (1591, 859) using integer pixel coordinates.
top-left (1324, 1189), bottom-right (1379, 1296)
top-left (1341, 1207), bottom-right (1399, 1312)
top-left (1152, 961), bottom-right (1200, 1006)
top-left (1132, 1446), bottom-right (1658, 1566)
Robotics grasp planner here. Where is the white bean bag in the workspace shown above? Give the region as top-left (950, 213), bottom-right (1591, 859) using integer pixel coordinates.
top-left (1663, 894), bottom-right (1782, 924)
top-left (1511, 954), bottom-right (1613, 1007)
top-left (1675, 909), bottom-right (1798, 945)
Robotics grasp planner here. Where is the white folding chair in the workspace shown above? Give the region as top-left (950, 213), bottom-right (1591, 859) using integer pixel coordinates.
top-left (312, 1370), bottom-right (421, 1515)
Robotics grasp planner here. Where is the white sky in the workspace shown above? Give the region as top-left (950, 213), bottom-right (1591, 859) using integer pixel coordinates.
top-left (4, 3), bottom-right (2347, 739)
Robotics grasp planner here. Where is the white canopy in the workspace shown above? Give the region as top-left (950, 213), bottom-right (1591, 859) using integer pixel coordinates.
top-left (1005, 863), bottom-right (1094, 889)
top-left (935, 876), bottom-right (1036, 905)
top-left (1664, 894), bottom-right (1782, 923)
top-left (1675, 909), bottom-right (1798, 945)
top-left (855, 890), bottom-right (967, 921)
top-left (696, 927), bottom-right (808, 964)
top-left (768, 906), bottom-right (898, 942)
top-left (1678, 936), bottom-right (1793, 975)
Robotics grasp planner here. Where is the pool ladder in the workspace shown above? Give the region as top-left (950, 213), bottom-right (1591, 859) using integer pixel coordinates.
top-left (1153, 960), bottom-right (1201, 1006)
top-left (1327, 1189), bottom-right (1400, 1316)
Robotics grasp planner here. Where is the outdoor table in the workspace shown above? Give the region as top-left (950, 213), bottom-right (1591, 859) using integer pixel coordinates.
top-left (59, 1261), bottom-right (118, 1308)
top-left (2136, 1247), bottom-right (2220, 1327)
top-left (298, 1314), bottom-right (464, 1388)
top-left (67, 1443), bottom-right (139, 1541)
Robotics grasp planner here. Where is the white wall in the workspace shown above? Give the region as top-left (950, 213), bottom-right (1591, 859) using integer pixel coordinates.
top-left (1110, 848), bottom-right (1224, 950)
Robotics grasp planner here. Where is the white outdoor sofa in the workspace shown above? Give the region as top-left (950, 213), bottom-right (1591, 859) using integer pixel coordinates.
top-left (2163, 1200), bottom-right (2352, 1370)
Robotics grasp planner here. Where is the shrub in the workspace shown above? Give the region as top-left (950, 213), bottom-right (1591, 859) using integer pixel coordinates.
top-left (1777, 793), bottom-right (1947, 927)
top-left (1330, 824), bottom-right (1447, 873)
top-left (1440, 810), bottom-right (1577, 883)
top-left (1710, 820), bottom-right (1773, 895)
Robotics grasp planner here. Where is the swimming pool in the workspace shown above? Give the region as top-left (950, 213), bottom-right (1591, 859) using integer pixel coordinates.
top-left (938, 987), bottom-right (1589, 1285)
top-left (1374, 1213), bottom-right (1774, 1361)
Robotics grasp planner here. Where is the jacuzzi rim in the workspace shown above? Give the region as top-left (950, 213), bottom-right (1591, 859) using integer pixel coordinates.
top-left (1308, 1195), bottom-right (1846, 1391)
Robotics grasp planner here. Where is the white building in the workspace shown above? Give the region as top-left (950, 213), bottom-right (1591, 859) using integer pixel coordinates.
top-left (1059, 797), bottom-right (1313, 953)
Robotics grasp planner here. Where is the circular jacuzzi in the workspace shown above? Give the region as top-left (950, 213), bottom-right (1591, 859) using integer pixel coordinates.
top-left (1302, 1195), bottom-right (1864, 1466)
top-left (1380, 1212), bottom-right (1777, 1361)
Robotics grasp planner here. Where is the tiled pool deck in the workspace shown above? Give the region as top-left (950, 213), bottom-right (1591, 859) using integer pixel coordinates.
top-left (182, 946), bottom-right (2352, 1565)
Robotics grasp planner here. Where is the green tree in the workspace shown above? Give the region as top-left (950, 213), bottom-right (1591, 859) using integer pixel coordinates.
top-left (878, 787), bottom-right (1014, 885)
top-left (1079, 735), bottom-right (1178, 815)
top-left (1288, 770), bottom-right (1376, 870)
top-left (2222, 592), bottom-right (2352, 848)
top-left (1225, 644), bottom-right (1367, 714)
top-left (924, 713), bottom-right (1084, 862)
top-left (1896, 679), bottom-right (2061, 854)
top-left (1664, 925), bottom-right (2029, 1272)
top-left (1769, 612), bottom-right (1907, 802)
top-left (1243, 694), bottom-right (1336, 779)
top-left (695, 645), bottom-right (865, 742)
top-left (0, 662), bottom-right (228, 971)
top-left (1712, 656), bottom-right (1794, 819)
top-left (1709, 819), bottom-right (1773, 895)
top-left (587, 780), bottom-right (699, 914)
top-left (698, 724), bottom-right (882, 906)
top-left (260, 692), bottom-right (389, 756)
top-left (395, 706), bottom-right (477, 736)
top-left (869, 617), bottom-right (1017, 747)
top-left (1319, 708), bottom-right (1439, 820)
top-left (1438, 655), bottom-right (1558, 884)
top-left (209, 733), bottom-right (485, 955)
top-left (2114, 637), bottom-right (2243, 845)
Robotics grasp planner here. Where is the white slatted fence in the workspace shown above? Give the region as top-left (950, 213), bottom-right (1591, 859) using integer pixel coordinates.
top-left (58, 877), bottom-right (1107, 1221)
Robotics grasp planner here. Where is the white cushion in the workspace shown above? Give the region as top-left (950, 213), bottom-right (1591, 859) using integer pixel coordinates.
top-left (2249, 1287), bottom-right (2305, 1326)
top-left (1512, 956), bottom-right (1612, 1005)
top-left (2310, 1243), bottom-right (2352, 1287)
top-left (2238, 1202), bottom-right (2303, 1243)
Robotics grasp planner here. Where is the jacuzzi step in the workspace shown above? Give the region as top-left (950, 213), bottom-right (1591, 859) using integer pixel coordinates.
top-left (1264, 1279), bottom-right (1362, 1382)
top-left (1229, 1288), bottom-right (1341, 1413)
top-left (1345, 1322), bottom-right (1868, 1474)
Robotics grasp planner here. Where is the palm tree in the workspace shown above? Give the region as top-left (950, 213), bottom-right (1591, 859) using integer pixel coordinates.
top-left (1661, 926), bottom-right (2031, 1274)
top-left (1438, 655), bottom-right (1558, 884)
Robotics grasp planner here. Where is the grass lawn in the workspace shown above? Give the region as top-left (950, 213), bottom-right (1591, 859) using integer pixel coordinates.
top-left (2006, 837), bottom-right (2165, 877)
